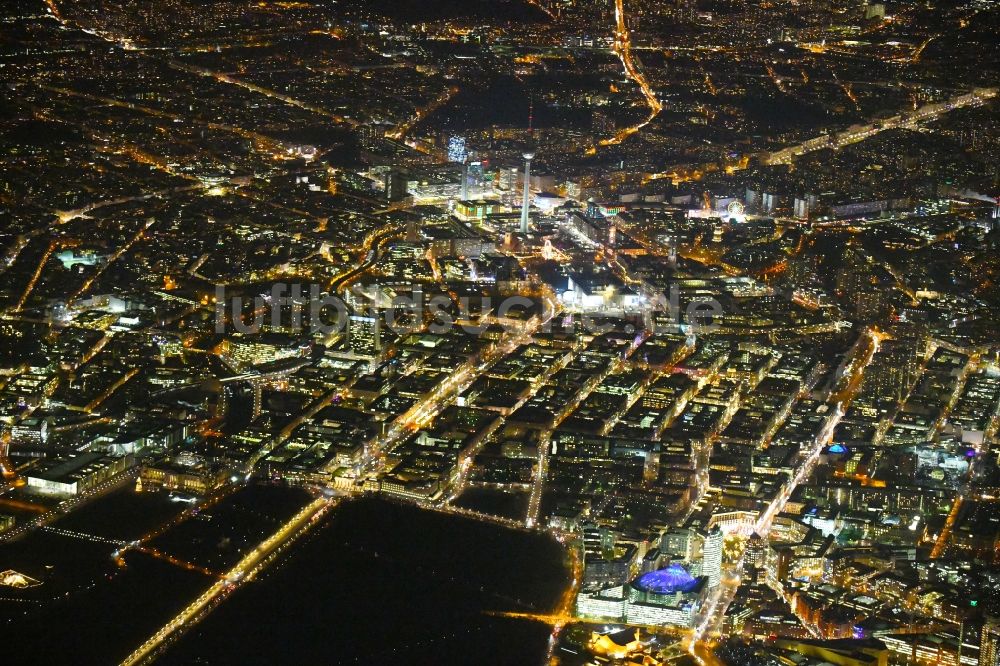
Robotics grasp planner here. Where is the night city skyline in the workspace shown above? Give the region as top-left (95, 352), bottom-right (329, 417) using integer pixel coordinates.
top-left (1, 0), bottom-right (999, 664)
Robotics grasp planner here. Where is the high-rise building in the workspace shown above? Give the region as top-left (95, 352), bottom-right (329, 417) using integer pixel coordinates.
top-left (447, 135), bottom-right (467, 163)
top-left (702, 527), bottom-right (724, 587)
top-left (837, 245), bottom-right (894, 321)
top-left (591, 109), bottom-right (616, 136)
top-left (980, 615), bottom-right (1000, 666)
top-left (581, 524), bottom-right (636, 590)
top-left (864, 3), bottom-right (886, 19)
top-left (660, 527), bottom-right (696, 560)
top-left (460, 162), bottom-right (469, 200)
top-left (675, 0), bottom-right (696, 21)
top-left (793, 194), bottom-right (818, 220)
top-left (858, 330), bottom-right (926, 408)
top-left (359, 123), bottom-right (387, 150)
top-left (384, 168), bottom-right (409, 202)
top-left (745, 532), bottom-right (767, 568)
top-left (347, 315), bottom-right (383, 359)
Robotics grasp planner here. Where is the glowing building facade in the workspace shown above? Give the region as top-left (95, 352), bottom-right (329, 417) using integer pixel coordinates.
top-left (576, 563), bottom-right (709, 627)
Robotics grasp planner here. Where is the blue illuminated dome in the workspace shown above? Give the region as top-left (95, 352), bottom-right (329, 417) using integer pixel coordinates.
top-left (632, 564), bottom-right (699, 595)
top-left (828, 443), bottom-right (848, 454)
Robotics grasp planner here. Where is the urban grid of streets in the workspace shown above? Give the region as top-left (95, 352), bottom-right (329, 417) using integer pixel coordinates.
top-left (120, 181), bottom-right (878, 666)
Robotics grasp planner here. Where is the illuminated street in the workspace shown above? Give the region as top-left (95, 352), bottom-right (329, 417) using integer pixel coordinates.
top-left (119, 497), bottom-right (336, 666)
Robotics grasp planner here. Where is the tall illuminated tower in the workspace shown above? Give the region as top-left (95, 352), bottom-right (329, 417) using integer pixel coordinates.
top-left (520, 151), bottom-right (534, 234)
top-left (980, 615), bottom-right (1000, 666)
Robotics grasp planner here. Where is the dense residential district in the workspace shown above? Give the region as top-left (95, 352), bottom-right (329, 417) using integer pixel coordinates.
top-left (1, 0), bottom-right (1000, 664)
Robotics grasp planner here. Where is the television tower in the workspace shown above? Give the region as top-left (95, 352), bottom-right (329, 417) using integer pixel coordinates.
top-left (520, 97), bottom-right (536, 235)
